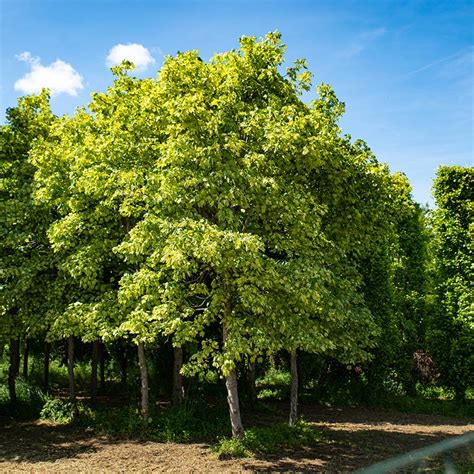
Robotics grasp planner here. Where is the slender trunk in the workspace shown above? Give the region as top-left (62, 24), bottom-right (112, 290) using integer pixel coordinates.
top-left (137, 342), bottom-right (149, 422)
top-left (120, 347), bottom-right (128, 386)
top-left (91, 339), bottom-right (100, 403)
top-left (223, 290), bottom-right (244, 438)
top-left (8, 338), bottom-right (20, 403)
top-left (22, 338), bottom-right (29, 379)
top-left (14, 336), bottom-right (21, 377)
top-left (43, 341), bottom-right (50, 392)
top-left (67, 336), bottom-right (76, 403)
top-left (269, 354), bottom-right (277, 369)
top-left (247, 360), bottom-right (257, 405)
top-left (99, 342), bottom-right (105, 391)
top-left (172, 346), bottom-right (184, 407)
top-left (289, 350), bottom-right (298, 426)
top-left (225, 369), bottom-right (244, 438)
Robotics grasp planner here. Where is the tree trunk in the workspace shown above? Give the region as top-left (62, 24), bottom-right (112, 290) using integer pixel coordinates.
top-left (269, 354), bottom-right (277, 369)
top-left (99, 342), bottom-right (105, 391)
top-left (43, 341), bottom-right (50, 392)
top-left (247, 360), bottom-right (257, 405)
top-left (223, 290), bottom-right (244, 438)
top-left (289, 350), bottom-right (298, 426)
top-left (137, 342), bottom-right (149, 422)
top-left (22, 338), bottom-right (29, 379)
top-left (14, 336), bottom-right (21, 377)
top-left (120, 347), bottom-right (128, 386)
top-left (225, 369), bottom-right (244, 438)
top-left (91, 339), bottom-right (100, 403)
top-left (67, 336), bottom-right (76, 403)
top-left (8, 338), bottom-right (20, 403)
top-left (172, 346), bottom-right (184, 407)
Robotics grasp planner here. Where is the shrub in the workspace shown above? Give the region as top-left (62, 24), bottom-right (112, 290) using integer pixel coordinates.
top-left (40, 399), bottom-right (77, 424)
top-left (213, 420), bottom-right (325, 458)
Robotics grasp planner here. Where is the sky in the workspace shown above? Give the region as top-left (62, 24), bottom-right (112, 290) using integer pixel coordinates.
top-left (1, 0), bottom-right (472, 205)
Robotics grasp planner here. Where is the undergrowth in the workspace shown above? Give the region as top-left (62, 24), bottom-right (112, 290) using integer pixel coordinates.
top-left (69, 398), bottom-right (232, 441)
top-left (0, 378), bottom-right (49, 419)
top-left (212, 419), bottom-right (326, 458)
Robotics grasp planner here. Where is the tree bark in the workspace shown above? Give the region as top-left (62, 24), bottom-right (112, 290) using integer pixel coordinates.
top-left (247, 360), bottom-right (257, 405)
top-left (91, 339), bottom-right (100, 403)
top-left (172, 346), bottom-right (184, 407)
top-left (8, 338), bottom-right (20, 403)
top-left (289, 349), bottom-right (298, 426)
top-left (22, 338), bottom-right (29, 379)
top-left (99, 342), bottom-right (105, 391)
top-left (225, 369), bottom-right (244, 438)
top-left (67, 335), bottom-right (76, 403)
top-left (43, 341), bottom-right (50, 392)
top-left (223, 289), bottom-right (244, 439)
top-left (137, 342), bottom-right (149, 422)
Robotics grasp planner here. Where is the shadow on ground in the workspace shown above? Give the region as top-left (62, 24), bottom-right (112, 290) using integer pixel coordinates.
top-left (0, 404), bottom-right (471, 472)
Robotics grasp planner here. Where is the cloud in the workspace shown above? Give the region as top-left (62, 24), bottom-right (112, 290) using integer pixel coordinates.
top-left (405, 47), bottom-right (474, 78)
top-left (14, 52), bottom-right (84, 96)
top-left (106, 43), bottom-right (155, 71)
top-left (342, 28), bottom-right (387, 58)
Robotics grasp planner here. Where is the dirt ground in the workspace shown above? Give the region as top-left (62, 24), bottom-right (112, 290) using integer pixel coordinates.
top-left (0, 404), bottom-right (472, 472)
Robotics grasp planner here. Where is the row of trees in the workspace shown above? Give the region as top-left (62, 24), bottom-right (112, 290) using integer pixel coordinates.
top-left (1, 33), bottom-right (472, 437)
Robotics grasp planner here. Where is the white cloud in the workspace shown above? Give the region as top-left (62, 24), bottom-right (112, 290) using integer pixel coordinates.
top-left (14, 52), bottom-right (84, 96)
top-left (106, 43), bottom-right (155, 71)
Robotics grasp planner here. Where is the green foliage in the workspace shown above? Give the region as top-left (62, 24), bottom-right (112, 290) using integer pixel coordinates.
top-left (256, 367), bottom-right (291, 400)
top-left (213, 420), bottom-right (325, 458)
top-left (0, 377), bottom-right (48, 419)
top-left (75, 399), bottom-right (231, 441)
top-left (0, 91), bottom-right (57, 345)
top-left (1, 33), bottom-right (464, 437)
top-left (257, 367), bottom-right (291, 386)
top-left (27, 33), bottom-right (384, 388)
top-left (40, 398), bottom-right (76, 424)
top-left (429, 166), bottom-right (473, 399)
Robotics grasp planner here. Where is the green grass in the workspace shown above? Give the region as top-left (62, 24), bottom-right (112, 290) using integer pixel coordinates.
top-left (212, 419), bottom-right (326, 458)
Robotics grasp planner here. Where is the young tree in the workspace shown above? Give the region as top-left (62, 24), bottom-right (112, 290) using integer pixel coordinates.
top-left (30, 66), bottom-right (157, 415)
top-left (0, 92), bottom-right (56, 402)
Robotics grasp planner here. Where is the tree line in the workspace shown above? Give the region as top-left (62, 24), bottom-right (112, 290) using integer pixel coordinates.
top-left (1, 33), bottom-right (472, 437)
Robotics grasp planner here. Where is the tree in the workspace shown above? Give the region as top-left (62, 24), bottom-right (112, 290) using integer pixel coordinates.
top-left (30, 64), bottom-right (157, 414)
top-left (0, 92), bottom-right (56, 402)
top-left (429, 166), bottom-right (473, 400)
top-left (115, 33), bottom-right (379, 435)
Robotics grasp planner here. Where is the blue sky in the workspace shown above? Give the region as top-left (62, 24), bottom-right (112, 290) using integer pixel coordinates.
top-left (1, 0), bottom-right (472, 205)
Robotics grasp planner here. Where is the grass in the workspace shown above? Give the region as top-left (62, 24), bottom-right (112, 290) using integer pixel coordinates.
top-left (212, 419), bottom-right (326, 458)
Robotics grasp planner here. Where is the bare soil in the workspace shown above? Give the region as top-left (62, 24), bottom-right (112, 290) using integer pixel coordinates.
top-left (0, 404), bottom-right (472, 472)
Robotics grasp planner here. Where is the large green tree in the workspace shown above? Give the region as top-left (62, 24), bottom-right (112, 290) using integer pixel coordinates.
top-left (115, 33), bottom-right (380, 435)
top-left (429, 166), bottom-right (473, 399)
